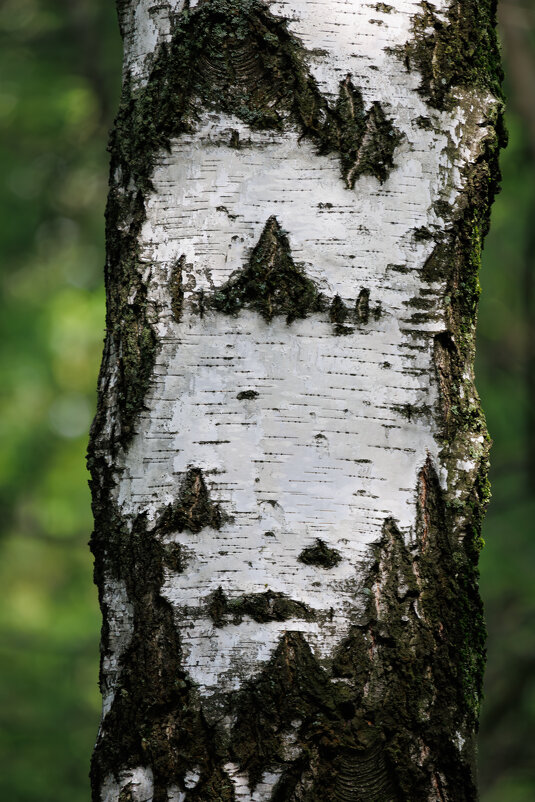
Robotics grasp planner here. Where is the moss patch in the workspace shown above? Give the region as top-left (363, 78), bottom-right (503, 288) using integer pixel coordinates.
top-left (398, 0), bottom-right (503, 108)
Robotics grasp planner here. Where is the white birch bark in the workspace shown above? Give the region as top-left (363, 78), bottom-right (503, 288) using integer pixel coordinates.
top-left (90, 2), bottom-right (504, 800)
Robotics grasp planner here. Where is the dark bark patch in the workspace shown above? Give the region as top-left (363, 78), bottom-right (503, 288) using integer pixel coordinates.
top-left (298, 539), bottom-right (342, 569)
top-left (169, 255), bottom-right (184, 322)
top-left (208, 219), bottom-right (383, 330)
top-left (355, 288), bottom-right (370, 324)
top-left (209, 216), bottom-right (326, 323)
top-left (330, 459), bottom-right (485, 800)
top-left (340, 93), bottom-right (402, 187)
top-left (329, 294), bottom-right (348, 326)
top-left (113, 0), bottom-right (401, 195)
top-left (159, 468), bottom-right (224, 534)
top-left (395, 0), bottom-right (503, 109)
top-left (329, 294), bottom-right (354, 335)
top-left (90, 510), bottom-right (211, 802)
top-left (161, 542), bottom-right (187, 573)
top-left (236, 390), bottom-right (259, 400)
top-left (208, 587), bottom-right (316, 627)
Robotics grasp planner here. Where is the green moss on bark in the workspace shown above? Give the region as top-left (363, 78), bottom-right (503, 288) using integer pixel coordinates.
top-left (398, 0), bottom-right (504, 108)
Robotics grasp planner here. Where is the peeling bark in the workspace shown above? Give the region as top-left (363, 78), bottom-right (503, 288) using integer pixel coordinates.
top-left (89, 1), bottom-right (504, 800)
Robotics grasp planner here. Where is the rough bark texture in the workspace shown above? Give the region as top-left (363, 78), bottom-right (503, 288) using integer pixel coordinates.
top-left (89, 1), bottom-right (504, 800)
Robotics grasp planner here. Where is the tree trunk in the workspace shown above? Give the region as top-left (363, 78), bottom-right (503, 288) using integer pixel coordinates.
top-left (88, 1), bottom-right (504, 800)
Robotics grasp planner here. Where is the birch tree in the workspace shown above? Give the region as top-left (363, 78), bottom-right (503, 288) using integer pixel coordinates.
top-left (88, 1), bottom-right (505, 799)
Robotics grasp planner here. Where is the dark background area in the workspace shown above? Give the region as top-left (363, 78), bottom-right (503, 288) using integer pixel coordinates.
top-left (0, 1), bottom-right (533, 799)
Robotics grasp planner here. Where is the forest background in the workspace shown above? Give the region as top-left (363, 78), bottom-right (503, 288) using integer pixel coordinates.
top-left (0, 1), bottom-right (533, 799)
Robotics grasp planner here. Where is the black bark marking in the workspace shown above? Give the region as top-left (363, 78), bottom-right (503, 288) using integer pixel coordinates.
top-left (355, 288), bottom-right (370, 324)
top-left (91, 510), bottom-right (211, 802)
top-left (298, 539), bottom-right (342, 569)
top-left (208, 587), bottom-right (316, 627)
top-left (329, 294), bottom-right (354, 335)
top-left (236, 389), bottom-right (259, 400)
top-left (395, 0), bottom-right (503, 108)
top-left (329, 458), bottom-right (485, 800)
top-left (210, 216), bottom-right (326, 323)
top-left (209, 224), bottom-right (381, 330)
top-left (159, 468), bottom-right (223, 534)
top-left (113, 0), bottom-right (401, 197)
top-left (340, 90), bottom-right (402, 189)
top-left (169, 255), bottom-right (185, 322)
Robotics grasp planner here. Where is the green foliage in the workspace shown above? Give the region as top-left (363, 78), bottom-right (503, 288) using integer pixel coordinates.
top-left (0, 0), bottom-right (121, 798)
top-left (477, 105), bottom-right (535, 799)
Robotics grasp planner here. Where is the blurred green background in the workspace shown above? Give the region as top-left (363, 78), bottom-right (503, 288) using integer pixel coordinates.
top-left (0, 1), bottom-right (533, 799)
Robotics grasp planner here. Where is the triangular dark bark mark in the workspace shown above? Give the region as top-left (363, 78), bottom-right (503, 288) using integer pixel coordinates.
top-left (329, 294), bottom-right (349, 325)
top-left (329, 294), bottom-right (354, 334)
top-left (230, 631), bottom-right (332, 786)
top-left (208, 220), bottom-right (385, 328)
top-left (329, 461), bottom-right (484, 800)
top-left (210, 216), bottom-right (326, 323)
top-left (337, 76), bottom-right (401, 187)
top-left (160, 468), bottom-right (223, 534)
top-left (345, 101), bottom-right (402, 186)
top-left (231, 630), bottom-right (397, 798)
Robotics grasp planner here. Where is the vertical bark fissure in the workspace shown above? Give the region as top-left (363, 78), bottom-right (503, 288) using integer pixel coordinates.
top-left (89, 1), bottom-right (504, 800)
